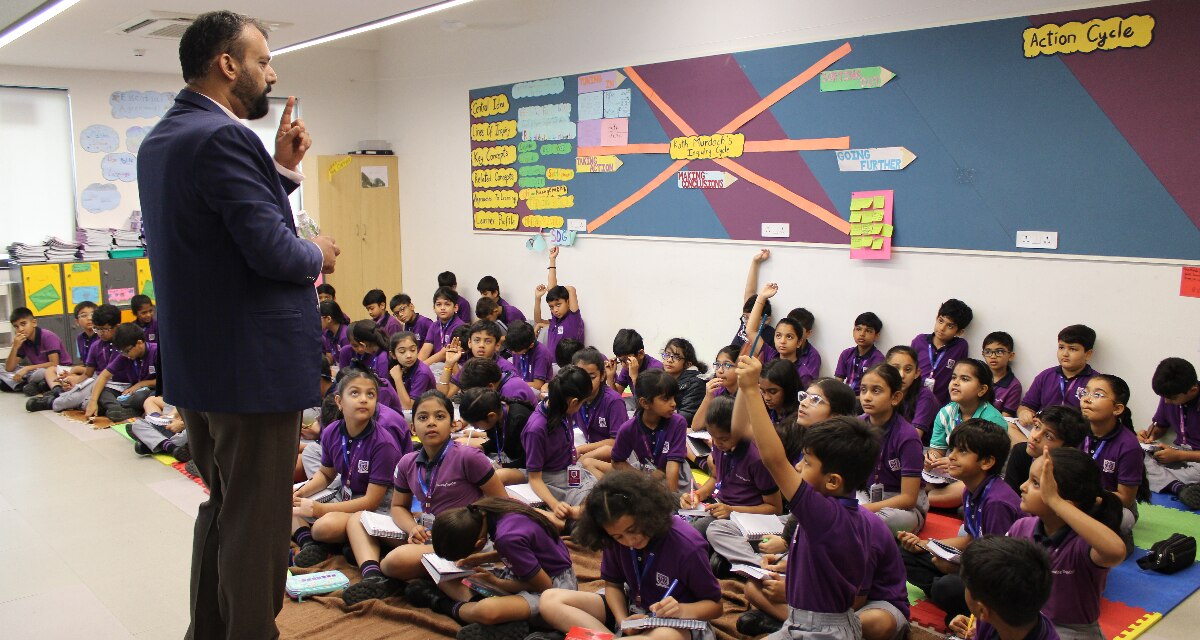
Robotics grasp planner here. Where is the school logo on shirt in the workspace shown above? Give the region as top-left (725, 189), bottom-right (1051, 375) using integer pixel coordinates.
top-left (556, 326), bottom-right (564, 335)
top-left (149, 365), bottom-right (157, 375)
top-left (946, 359), bottom-right (956, 370)
top-left (888, 458), bottom-right (901, 471)
top-left (656, 572), bottom-right (670, 588)
top-left (662, 441), bottom-right (670, 454)
top-left (599, 417), bottom-right (607, 429)
top-left (357, 460), bottom-right (370, 473)
top-left (1103, 459), bottom-right (1116, 473)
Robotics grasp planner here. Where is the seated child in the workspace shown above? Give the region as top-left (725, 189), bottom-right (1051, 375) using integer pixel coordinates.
top-left (609, 369), bottom-right (692, 494)
top-left (418, 287), bottom-right (466, 364)
top-left (390, 293), bottom-right (433, 351)
top-left (691, 345), bottom-right (740, 432)
top-left (129, 395), bottom-right (191, 461)
top-left (130, 294), bottom-right (158, 344)
top-left (538, 470), bottom-right (723, 639)
top-left (4, 306), bottom-right (71, 395)
top-left (290, 370), bottom-right (402, 567)
top-left (732, 250), bottom-right (779, 363)
top-left (363, 289), bottom-right (402, 338)
top-left (910, 298), bottom-right (973, 407)
top-left (747, 284), bottom-right (821, 386)
top-left (506, 321), bottom-right (553, 390)
top-left (457, 357), bottom-right (538, 405)
top-left (439, 270), bottom-right (474, 325)
top-left (901, 420), bottom-right (1022, 624)
top-left (982, 331), bottom-right (1023, 417)
top-left (523, 366), bottom-right (597, 523)
top-left (661, 337), bottom-right (708, 425)
top-left (27, 305), bottom-right (120, 413)
top-left (474, 296), bottom-right (507, 334)
top-left (859, 363), bottom-right (927, 534)
top-left (319, 300), bottom-right (350, 360)
top-left (84, 323), bottom-right (156, 422)
top-left (316, 283), bottom-right (336, 304)
top-left (1003, 405), bottom-right (1088, 494)
top-left (608, 328), bottom-right (662, 394)
top-left (1141, 357), bottom-right (1200, 509)
top-left (554, 338), bottom-right (584, 369)
top-left (534, 247), bottom-right (584, 355)
top-left (1016, 324), bottom-right (1100, 437)
top-left (887, 346), bottom-right (938, 440)
top-left (759, 359), bottom-right (801, 430)
top-left (925, 358), bottom-right (1008, 508)
top-left (947, 537), bottom-right (1057, 640)
top-left (571, 348), bottom-right (629, 465)
top-left (338, 321), bottom-right (392, 382)
top-left (388, 331), bottom-right (435, 410)
top-left (477, 274), bottom-right (526, 325)
top-left (440, 320), bottom-right (517, 396)
top-left (1080, 374), bottom-right (1145, 553)
top-left (834, 312), bottom-right (885, 394)
top-left (457, 387), bottom-right (533, 485)
top-left (72, 301), bottom-right (99, 363)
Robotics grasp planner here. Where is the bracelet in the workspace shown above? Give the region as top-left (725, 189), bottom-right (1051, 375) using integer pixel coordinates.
top-left (547, 266), bottom-right (556, 269)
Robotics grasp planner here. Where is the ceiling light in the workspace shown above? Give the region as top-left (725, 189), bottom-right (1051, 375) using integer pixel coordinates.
top-left (0, 0), bottom-right (83, 50)
top-left (273, 0), bottom-right (475, 56)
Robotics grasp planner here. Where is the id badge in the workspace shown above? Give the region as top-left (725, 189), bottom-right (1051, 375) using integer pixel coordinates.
top-left (340, 485), bottom-right (352, 502)
top-left (869, 483), bottom-right (884, 503)
top-left (420, 513), bottom-right (436, 529)
top-left (923, 376), bottom-right (936, 390)
top-left (567, 464), bottom-right (582, 488)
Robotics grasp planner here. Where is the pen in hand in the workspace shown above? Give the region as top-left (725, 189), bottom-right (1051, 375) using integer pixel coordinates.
top-left (651, 578), bottom-right (679, 618)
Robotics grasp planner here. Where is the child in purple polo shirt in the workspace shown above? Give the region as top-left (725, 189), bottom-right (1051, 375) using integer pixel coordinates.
top-left (746, 284), bottom-right (822, 386)
top-left (1009, 448), bottom-right (1125, 639)
top-left (5, 307), bottom-right (71, 394)
top-left (571, 348), bottom-right (629, 466)
top-left (291, 370), bottom-right (403, 567)
top-left (457, 357), bottom-right (539, 406)
top-left (130, 294), bottom-right (158, 344)
top-left (506, 321), bottom-right (553, 390)
top-left (84, 323), bottom-right (155, 422)
top-left (457, 387), bottom-right (534, 485)
top-left (947, 537), bottom-right (1059, 640)
top-left (477, 274), bottom-right (526, 325)
top-left (28, 305), bottom-right (122, 414)
top-left (900, 420), bottom-right (1022, 625)
top-left (440, 321), bottom-right (517, 396)
top-left (610, 369), bottom-right (693, 494)
top-left (982, 331), bottom-right (1023, 417)
top-left (390, 293), bottom-right (434, 351)
top-left (72, 301), bottom-right (99, 362)
top-left (338, 321), bottom-right (392, 383)
top-left (319, 300), bottom-right (350, 359)
top-left (732, 250), bottom-right (779, 362)
top-left (418, 287), bottom-right (465, 364)
top-left (887, 346), bottom-right (938, 440)
top-left (691, 345), bottom-right (740, 433)
top-left (1003, 406), bottom-right (1089, 495)
top-left (608, 328), bottom-right (662, 394)
top-left (341, 391), bottom-right (507, 602)
top-left (1080, 375), bottom-right (1144, 554)
top-left (363, 289), bottom-right (402, 338)
top-left (473, 297), bottom-right (506, 336)
top-left (859, 363), bottom-right (928, 534)
top-left (835, 312), bottom-right (885, 394)
top-left (439, 270), bottom-right (475, 325)
top-left (388, 331), bottom-right (435, 410)
top-left (1141, 358), bottom-right (1200, 508)
top-left (535, 247), bottom-right (584, 355)
top-left (910, 298), bottom-right (973, 408)
top-left (538, 471), bottom-right (724, 638)
top-left (523, 367), bottom-right (596, 522)
top-left (1016, 324), bottom-right (1100, 437)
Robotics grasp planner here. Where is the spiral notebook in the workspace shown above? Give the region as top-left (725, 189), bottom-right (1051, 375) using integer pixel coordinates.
top-left (359, 511), bottom-right (406, 541)
top-left (421, 553), bottom-right (473, 584)
top-left (620, 618), bottom-right (707, 631)
top-left (505, 483), bottom-right (547, 507)
top-left (730, 512), bottom-right (784, 538)
top-left (293, 482), bottom-right (337, 503)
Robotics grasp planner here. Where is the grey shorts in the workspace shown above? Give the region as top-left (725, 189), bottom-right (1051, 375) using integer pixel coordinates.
top-left (768, 607), bottom-right (862, 640)
top-left (491, 568), bottom-right (576, 618)
top-left (858, 600), bottom-right (909, 640)
top-left (1054, 621), bottom-right (1103, 640)
top-left (541, 468), bottom-right (596, 506)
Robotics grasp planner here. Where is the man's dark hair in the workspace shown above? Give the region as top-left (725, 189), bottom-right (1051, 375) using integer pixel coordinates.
top-left (179, 11), bottom-right (268, 83)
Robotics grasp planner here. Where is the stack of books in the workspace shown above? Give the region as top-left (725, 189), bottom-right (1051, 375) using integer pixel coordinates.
top-left (76, 228), bottom-right (112, 261)
top-left (110, 228), bottom-right (144, 258)
top-left (45, 237), bottom-right (79, 262)
top-left (6, 241), bottom-right (47, 264)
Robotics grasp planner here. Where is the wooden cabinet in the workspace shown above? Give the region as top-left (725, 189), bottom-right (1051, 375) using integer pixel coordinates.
top-left (316, 155), bottom-right (402, 312)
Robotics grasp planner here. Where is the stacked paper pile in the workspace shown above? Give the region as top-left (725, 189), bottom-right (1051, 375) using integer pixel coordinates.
top-left (112, 229), bottom-right (142, 248)
top-left (76, 228), bottom-right (111, 260)
top-left (45, 237), bottom-right (79, 262)
top-left (6, 242), bottom-right (47, 264)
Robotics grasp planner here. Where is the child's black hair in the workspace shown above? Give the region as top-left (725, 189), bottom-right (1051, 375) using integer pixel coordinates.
top-left (1151, 357), bottom-right (1197, 398)
top-left (1058, 324), bottom-right (1096, 351)
top-left (664, 337), bottom-right (708, 374)
top-left (112, 323), bottom-right (146, 350)
top-left (459, 357), bottom-right (502, 390)
top-left (982, 331), bottom-right (1015, 352)
top-left (318, 300), bottom-right (345, 323)
top-left (786, 307), bottom-right (814, 332)
top-left (634, 368), bottom-right (679, 403)
top-left (612, 328), bottom-right (644, 358)
top-left (130, 294), bottom-right (153, 313)
top-left (316, 283), bottom-right (336, 297)
top-left (955, 357), bottom-right (996, 404)
top-left (937, 298), bottom-right (973, 330)
top-left (413, 389), bottom-right (454, 421)
top-left (762, 359), bottom-right (801, 418)
top-left (389, 293), bottom-right (413, 310)
top-left (554, 338), bottom-right (583, 367)
top-left (571, 346), bottom-right (606, 370)
top-left (743, 295), bottom-right (772, 319)
top-left (338, 366), bottom-right (381, 395)
top-left (1045, 447), bottom-right (1124, 533)
top-left (362, 288), bottom-right (386, 307)
top-left (467, 320), bottom-right (503, 342)
top-left (475, 297), bottom-right (500, 320)
top-left (93, 304), bottom-right (121, 328)
top-left (961, 536), bottom-right (1052, 628)
top-left (432, 497), bottom-right (559, 561)
top-left (775, 317), bottom-right (806, 342)
top-left (476, 275), bottom-right (499, 294)
top-left (319, 392), bottom-right (341, 427)
top-left (705, 395), bottom-right (735, 434)
top-left (863, 362), bottom-right (903, 396)
top-left (433, 286), bottom-right (459, 305)
top-left (458, 387), bottom-right (533, 424)
top-left (388, 330), bottom-right (419, 353)
top-left (573, 470), bottom-right (677, 550)
top-left (1092, 374), bottom-right (1135, 432)
top-left (506, 322), bottom-right (537, 352)
top-left (437, 271), bottom-right (457, 288)
top-left (545, 285), bottom-right (569, 303)
top-left (9, 307), bottom-right (33, 323)
top-left (349, 320), bottom-right (388, 352)
top-left (1034, 405), bottom-right (1089, 448)
top-left (885, 345), bottom-right (923, 414)
top-left (716, 344), bottom-right (740, 364)
top-left (545, 366), bottom-right (592, 431)
top-left (810, 377), bottom-right (857, 417)
top-left (947, 418), bottom-right (1011, 476)
top-left (802, 416), bottom-right (881, 492)
top-left (854, 312), bottom-right (882, 333)
top-left (73, 300), bottom-right (97, 318)
top-left (320, 354), bottom-right (333, 382)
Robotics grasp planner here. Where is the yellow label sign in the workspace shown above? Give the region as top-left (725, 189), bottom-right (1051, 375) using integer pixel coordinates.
top-left (526, 195), bottom-right (574, 211)
top-left (472, 189), bottom-right (519, 210)
top-left (545, 167), bottom-right (575, 181)
top-left (471, 145), bottom-right (517, 167)
top-left (474, 211), bottom-right (519, 230)
top-left (519, 185), bottom-right (569, 201)
top-left (470, 94), bottom-right (510, 118)
top-left (472, 168), bottom-right (518, 188)
top-left (326, 156), bottom-right (352, 182)
top-left (1023, 14), bottom-right (1154, 58)
top-left (669, 133), bottom-right (745, 160)
top-left (522, 214), bottom-right (566, 228)
top-left (470, 120), bottom-right (517, 142)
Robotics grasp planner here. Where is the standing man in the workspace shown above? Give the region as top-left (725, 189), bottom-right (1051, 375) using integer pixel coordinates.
top-left (138, 11), bottom-right (339, 639)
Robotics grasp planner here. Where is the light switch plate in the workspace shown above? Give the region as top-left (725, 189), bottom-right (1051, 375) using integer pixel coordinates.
top-left (566, 218), bottom-right (587, 232)
top-left (1016, 230), bottom-right (1058, 249)
top-left (761, 223), bottom-right (790, 238)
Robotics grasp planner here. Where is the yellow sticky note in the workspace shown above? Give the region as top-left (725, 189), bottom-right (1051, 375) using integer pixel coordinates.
top-left (849, 212), bottom-right (863, 223)
top-left (871, 210), bottom-right (886, 223)
top-left (850, 197), bottom-right (871, 210)
top-left (850, 236), bottom-right (867, 248)
top-left (871, 238), bottom-right (885, 250)
top-left (881, 224), bottom-right (894, 237)
top-left (874, 195), bottom-right (885, 208)
top-left (871, 223), bottom-right (883, 235)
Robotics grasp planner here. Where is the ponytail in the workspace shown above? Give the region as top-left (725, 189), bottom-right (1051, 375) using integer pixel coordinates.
top-left (545, 366), bottom-right (591, 432)
top-left (431, 497), bottom-right (560, 561)
top-left (350, 320), bottom-right (388, 353)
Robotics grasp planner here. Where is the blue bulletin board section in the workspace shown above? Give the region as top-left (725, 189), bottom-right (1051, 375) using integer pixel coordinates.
top-left (468, 0), bottom-right (1200, 260)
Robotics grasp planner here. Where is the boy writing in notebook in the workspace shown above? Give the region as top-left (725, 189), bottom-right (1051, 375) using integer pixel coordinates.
top-left (1141, 357), bottom-right (1200, 509)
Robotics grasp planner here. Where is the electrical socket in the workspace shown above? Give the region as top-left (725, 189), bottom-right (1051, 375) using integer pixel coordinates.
top-left (1016, 230), bottom-right (1058, 249)
top-left (761, 223), bottom-right (790, 238)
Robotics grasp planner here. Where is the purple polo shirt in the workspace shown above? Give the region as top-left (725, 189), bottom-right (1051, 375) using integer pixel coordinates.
top-left (899, 386), bottom-right (939, 434)
top-left (394, 442), bottom-right (495, 515)
top-left (511, 342), bottom-right (553, 384)
top-left (16, 327), bottom-right (72, 366)
top-left (76, 331), bottom-right (99, 363)
top-left (396, 360), bottom-right (436, 400)
top-left (491, 512), bottom-right (572, 580)
top-left (85, 339), bottom-right (120, 373)
top-left (547, 309), bottom-right (585, 355)
top-left (401, 313), bottom-right (435, 350)
top-left (373, 313), bottom-right (402, 338)
top-left (455, 298), bottom-right (474, 325)
top-left (791, 342), bottom-right (822, 388)
top-left (615, 354), bottom-right (662, 390)
top-left (1083, 427), bottom-right (1143, 493)
top-left (600, 516), bottom-right (721, 608)
top-left (105, 342), bottom-right (158, 384)
top-left (710, 440), bottom-right (777, 506)
top-left (962, 476), bottom-right (1022, 538)
top-left (521, 404), bottom-right (575, 472)
top-left (835, 345), bottom-right (884, 393)
top-left (423, 316), bottom-right (465, 353)
top-left (1152, 393), bottom-right (1200, 449)
top-left (1008, 516), bottom-right (1108, 626)
top-left (732, 320), bottom-right (779, 363)
top-left (860, 506), bottom-right (910, 617)
top-left (1020, 365), bottom-right (1099, 413)
top-left (497, 297), bottom-right (526, 325)
top-left (137, 318), bottom-right (159, 344)
top-left (910, 334), bottom-right (969, 406)
top-left (574, 385), bottom-right (628, 443)
top-left (377, 384), bottom-right (403, 415)
top-left (862, 412), bottom-right (923, 493)
top-left (611, 412), bottom-right (688, 471)
top-left (319, 418), bottom-right (401, 496)
top-left (452, 355), bottom-right (518, 385)
top-left (784, 480), bottom-right (870, 612)
top-left (992, 370), bottom-right (1024, 415)
top-left (975, 613), bottom-right (1061, 640)
top-left (498, 371), bottom-right (539, 405)
top-left (338, 346), bottom-right (391, 382)
top-left (323, 324), bottom-right (349, 355)
top-left (377, 404), bottom-right (414, 457)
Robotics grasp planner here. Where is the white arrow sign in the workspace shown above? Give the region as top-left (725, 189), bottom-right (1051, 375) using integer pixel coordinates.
top-left (835, 147), bottom-right (916, 172)
top-left (676, 170), bottom-right (739, 189)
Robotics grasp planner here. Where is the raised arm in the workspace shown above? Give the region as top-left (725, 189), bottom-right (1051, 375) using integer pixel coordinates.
top-left (745, 283), bottom-right (777, 358)
top-left (743, 250), bottom-right (770, 304)
top-left (1040, 448), bottom-right (1126, 568)
top-left (735, 355), bottom-right (801, 500)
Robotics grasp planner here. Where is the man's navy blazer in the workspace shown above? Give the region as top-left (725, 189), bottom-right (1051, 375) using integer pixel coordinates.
top-left (138, 89), bottom-right (323, 413)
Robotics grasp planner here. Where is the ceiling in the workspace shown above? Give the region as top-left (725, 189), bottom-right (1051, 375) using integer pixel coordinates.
top-left (0, 0), bottom-right (449, 74)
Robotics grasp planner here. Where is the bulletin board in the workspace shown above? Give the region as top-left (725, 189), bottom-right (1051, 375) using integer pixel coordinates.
top-left (468, 0), bottom-right (1200, 260)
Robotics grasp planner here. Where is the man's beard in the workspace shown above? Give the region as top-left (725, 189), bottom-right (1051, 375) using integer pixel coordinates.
top-left (234, 74), bottom-right (271, 120)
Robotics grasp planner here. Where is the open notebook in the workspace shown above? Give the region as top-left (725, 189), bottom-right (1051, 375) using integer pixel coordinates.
top-left (359, 511), bottom-right (406, 541)
top-left (293, 482), bottom-right (338, 503)
top-left (421, 553), bottom-right (473, 584)
top-left (620, 618), bottom-right (707, 631)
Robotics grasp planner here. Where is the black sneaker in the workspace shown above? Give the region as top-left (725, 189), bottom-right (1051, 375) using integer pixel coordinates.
top-left (184, 460), bottom-right (200, 477)
top-left (1179, 483), bottom-right (1200, 510)
top-left (737, 610), bottom-right (784, 636)
top-left (292, 542), bottom-right (329, 568)
top-left (710, 552), bottom-right (732, 579)
top-left (171, 443), bottom-right (192, 462)
top-left (133, 439), bottom-right (152, 456)
top-left (404, 579), bottom-right (441, 608)
top-left (459, 621), bottom-right (528, 640)
top-left (26, 395), bottom-right (55, 412)
top-left (23, 380), bottom-right (49, 397)
top-left (343, 574), bottom-right (405, 605)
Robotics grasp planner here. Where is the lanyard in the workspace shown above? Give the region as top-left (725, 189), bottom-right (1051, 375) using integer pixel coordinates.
top-left (341, 426), bottom-right (368, 493)
top-left (963, 477), bottom-right (995, 538)
top-left (1180, 405), bottom-right (1189, 443)
top-left (1058, 371), bottom-right (1083, 404)
top-left (1083, 434), bottom-right (1110, 461)
top-left (716, 446), bottom-right (739, 496)
top-left (642, 422), bottom-right (666, 465)
top-left (518, 354), bottom-right (530, 380)
top-left (628, 548), bottom-right (658, 605)
top-left (850, 350), bottom-right (866, 387)
top-left (873, 415), bottom-right (895, 486)
top-left (438, 319), bottom-right (453, 347)
top-left (493, 406), bottom-right (508, 458)
top-left (926, 342), bottom-right (947, 379)
top-left (417, 442), bottom-right (453, 509)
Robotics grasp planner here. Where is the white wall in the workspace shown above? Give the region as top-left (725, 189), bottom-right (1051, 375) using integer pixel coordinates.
top-left (372, 0), bottom-right (1198, 415)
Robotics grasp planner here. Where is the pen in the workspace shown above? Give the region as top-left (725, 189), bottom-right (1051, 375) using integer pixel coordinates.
top-left (689, 476), bottom-right (696, 507)
top-left (650, 578), bottom-right (680, 618)
top-left (965, 613), bottom-right (976, 639)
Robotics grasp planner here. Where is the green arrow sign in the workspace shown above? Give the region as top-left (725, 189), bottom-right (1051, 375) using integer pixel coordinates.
top-left (820, 66), bottom-right (895, 92)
